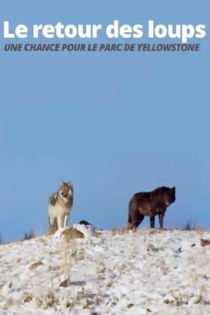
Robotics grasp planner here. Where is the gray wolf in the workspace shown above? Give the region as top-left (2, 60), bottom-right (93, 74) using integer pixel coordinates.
top-left (48, 180), bottom-right (74, 231)
top-left (128, 186), bottom-right (176, 229)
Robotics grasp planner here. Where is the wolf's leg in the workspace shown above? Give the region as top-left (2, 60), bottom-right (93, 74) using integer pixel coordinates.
top-left (63, 214), bottom-right (69, 228)
top-left (56, 216), bottom-right (63, 229)
top-left (49, 216), bottom-right (56, 227)
top-left (52, 219), bottom-right (58, 230)
top-left (46, 217), bottom-right (58, 235)
top-left (150, 216), bottom-right (155, 228)
top-left (158, 212), bottom-right (164, 229)
top-left (130, 214), bottom-right (145, 229)
top-left (47, 217), bottom-right (58, 235)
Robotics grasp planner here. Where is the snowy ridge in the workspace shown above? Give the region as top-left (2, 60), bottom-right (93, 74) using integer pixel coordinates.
top-left (0, 227), bottom-right (210, 314)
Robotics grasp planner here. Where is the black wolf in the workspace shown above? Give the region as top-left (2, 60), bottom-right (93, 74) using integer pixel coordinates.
top-left (128, 186), bottom-right (176, 229)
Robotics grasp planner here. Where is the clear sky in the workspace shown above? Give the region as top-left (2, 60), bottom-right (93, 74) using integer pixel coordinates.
top-left (0, 0), bottom-right (209, 242)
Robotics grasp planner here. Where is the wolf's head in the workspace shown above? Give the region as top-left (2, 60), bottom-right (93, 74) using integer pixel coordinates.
top-left (59, 180), bottom-right (73, 201)
top-left (151, 186), bottom-right (176, 207)
top-left (160, 186), bottom-right (176, 207)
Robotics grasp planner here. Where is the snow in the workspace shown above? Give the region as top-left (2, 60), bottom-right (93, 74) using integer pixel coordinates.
top-left (0, 226), bottom-right (210, 314)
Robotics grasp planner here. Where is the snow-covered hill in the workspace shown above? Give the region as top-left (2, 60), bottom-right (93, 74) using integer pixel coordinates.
top-left (0, 226), bottom-right (210, 315)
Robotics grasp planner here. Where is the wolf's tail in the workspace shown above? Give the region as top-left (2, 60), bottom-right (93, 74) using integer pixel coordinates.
top-left (128, 199), bottom-right (135, 223)
top-left (128, 213), bottom-right (132, 224)
top-left (128, 200), bottom-right (135, 229)
top-left (128, 200), bottom-right (141, 229)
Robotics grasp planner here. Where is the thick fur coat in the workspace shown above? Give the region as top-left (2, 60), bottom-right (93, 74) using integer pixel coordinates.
top-left (48, 180), bottom-right (74, 231)
top-left (128, 186), bottom-right (176, 229)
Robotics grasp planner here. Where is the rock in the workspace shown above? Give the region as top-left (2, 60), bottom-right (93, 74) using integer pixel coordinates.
top-left (200, 238), bottom-right (210, 247)
top-left (61, 227), bottom-right (85, 241)
top-left (29, 260), bottom-right (44, 270)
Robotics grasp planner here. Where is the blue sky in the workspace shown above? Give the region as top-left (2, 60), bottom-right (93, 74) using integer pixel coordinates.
top-left (0, 0), bottom-right (209, 242)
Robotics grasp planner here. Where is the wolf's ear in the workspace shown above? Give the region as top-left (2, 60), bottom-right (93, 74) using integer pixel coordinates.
top-left (159, 186), bottom-right (166, 195)
top-left (67, 181), bottom-right (72, 187)
top-left (60, 180), bottom-right (65, 186)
